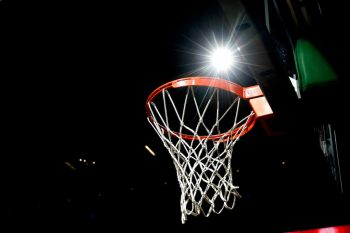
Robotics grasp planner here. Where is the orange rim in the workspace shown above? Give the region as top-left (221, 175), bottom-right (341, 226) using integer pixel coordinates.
top-left (146, 77), bottom-right (262, 141)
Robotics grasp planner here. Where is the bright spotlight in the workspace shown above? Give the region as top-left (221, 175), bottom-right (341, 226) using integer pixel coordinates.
top-left (210, 46), bottom-right (234, 72)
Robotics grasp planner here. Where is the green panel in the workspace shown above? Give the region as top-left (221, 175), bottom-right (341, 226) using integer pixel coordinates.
top-left (295, 39), bottom-right (338, 93)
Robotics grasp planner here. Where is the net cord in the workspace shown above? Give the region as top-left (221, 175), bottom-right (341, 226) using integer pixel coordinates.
top-left (147, 86), bottom-right (254, 223)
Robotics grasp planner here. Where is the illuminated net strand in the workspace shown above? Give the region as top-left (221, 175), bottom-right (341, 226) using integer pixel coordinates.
top-left (147, 86), bottom-right (254, 224)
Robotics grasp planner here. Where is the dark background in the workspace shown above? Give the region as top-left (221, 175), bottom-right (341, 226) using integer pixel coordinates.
top-left (2, 0), bottom-right (349, 232)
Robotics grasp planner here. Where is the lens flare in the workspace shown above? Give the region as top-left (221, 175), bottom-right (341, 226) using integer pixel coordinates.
top-left (210, 46), bottom-right (235, 72)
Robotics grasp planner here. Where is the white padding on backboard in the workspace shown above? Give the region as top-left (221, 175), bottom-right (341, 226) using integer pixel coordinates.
top-left (249, 96), bottom-right (273, 118)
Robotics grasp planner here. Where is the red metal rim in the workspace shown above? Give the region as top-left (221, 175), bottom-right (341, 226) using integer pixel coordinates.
top-left (146, 76), bottom-right (258, 141)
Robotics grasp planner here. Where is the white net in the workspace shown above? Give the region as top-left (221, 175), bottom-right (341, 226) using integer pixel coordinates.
top-left (147, 84), bottom-right (255, 223)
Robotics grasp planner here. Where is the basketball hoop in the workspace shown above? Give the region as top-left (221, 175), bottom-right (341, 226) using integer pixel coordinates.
top-left (146, 77), bottom-right (273, 223)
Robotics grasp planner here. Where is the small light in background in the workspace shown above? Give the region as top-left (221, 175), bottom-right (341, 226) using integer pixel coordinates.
top-left (83, 159), bottom-right (86, 163)
top-left (92, 161), bottom-right (96, 165)
top-left (79, 158), bottom-right (82, 162)
top-left (64, 161), bottom-right (76, 170)
top-left (145, 145), bottom-right (156, 156)
top-left (282, 161), bottom-right (286, 165)
top-left (236, 169), bottom-right (240, 173)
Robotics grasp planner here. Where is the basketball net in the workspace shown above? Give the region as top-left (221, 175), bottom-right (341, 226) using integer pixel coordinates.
top-left (146, 78), bottom-right (256, 223)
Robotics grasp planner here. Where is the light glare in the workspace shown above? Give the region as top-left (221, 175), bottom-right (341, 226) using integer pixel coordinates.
top-left (210, 47), bottom-right (234, 72)
top-left (145, 145), bottom-right (156, 156)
